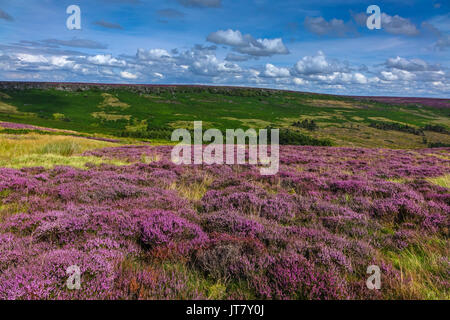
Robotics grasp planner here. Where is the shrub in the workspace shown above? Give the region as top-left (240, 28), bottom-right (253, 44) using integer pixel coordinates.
top-left (139, 210), bottom-right (207, 249)
top-left (292, 119), bottom-right (318, 131)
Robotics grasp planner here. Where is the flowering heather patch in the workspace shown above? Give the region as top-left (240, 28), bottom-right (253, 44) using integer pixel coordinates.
top-left (0, 121), bottom-right (120, 143)
top-left (0, 122), bottom-right (42, 130)
top-left (0, 145), bottom-right (449, 300)
top-left (353, 97), bottom-right (450, 109)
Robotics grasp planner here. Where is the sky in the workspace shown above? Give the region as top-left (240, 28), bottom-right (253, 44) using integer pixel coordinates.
top-left (0, 0), bottom-right (449, 97)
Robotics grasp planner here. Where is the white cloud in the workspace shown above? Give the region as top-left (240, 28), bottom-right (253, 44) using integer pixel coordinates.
top-left (381, 71), bottom-right (398, 81)
top-left (190, 54), bottom-right (241, 76)
top-left (16, 53), bottom-right (47, 63)
top-left (2, 46), bottom-right (448, 97)
top-left (263, 63), bottom-right (290, 78)
top-left (120, 71), bottom-right (138, 79)
top-left (354, 73), bottom-right (367, 84)
top-left (385, 56), bottom-right (432, 71)
top-left (207, 29), bottom-right (289, 57)
top-left (207, 29), bottom-right (248, 47)
top-left (294, 51), bottom-right (347, 75)
top-left (293, 77), bottom-right (307, 85)
top-left (381, 69), bottom-right (415, 81)
top-left (137, 48), bottom-right (171, 60)
top-left (87, 54), bottom-right (126, 67)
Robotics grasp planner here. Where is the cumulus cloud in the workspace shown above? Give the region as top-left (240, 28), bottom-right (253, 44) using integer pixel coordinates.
top-left (294, 51), bottom-right (348, 75)
top-left (384, 56), bottom-right (440, 72)
top-left (207, 29), bottom-right (289, 57)
top-left (177, 0), bottom-right (221, 8)
top-left (263, 64), bottom-right (290, 78)
top-left (207, 29), bottom-right (249, 46)
top-left (378, 55), bottom-right (447, 87)
top-left (120, 71), bottom-right (138, 79)
top-left (0, 9), bottom-right (13, 21)
top-left (93, 20), bottom-right (123, 29)
top-left (1, 42), bottom-right (448, 96)
top-left (136, 48), bottom-right (171, 60)
top-left (380, 69), bottom-right (415, 81)
top-left (87, 54), bottom-right (127, 67)
top-left (304, 16), bottom-right (354, 37)
top-left (292, 77), bottom-right (307, 85)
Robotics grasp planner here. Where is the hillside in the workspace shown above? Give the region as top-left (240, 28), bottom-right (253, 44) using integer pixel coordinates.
top-left (0, 82), bottom-right (449, 300)
top-left (0, 82), bottom-right (449, 148)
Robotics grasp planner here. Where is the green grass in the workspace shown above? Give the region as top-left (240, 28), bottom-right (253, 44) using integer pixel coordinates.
top-left (0, 87), bottom-right (448, 148)
top-left (384, 238), bottom-right (449, 300)
top-left (427, 174), bottom-right (450, 189)
top-left (38, 140), bottom-right (82, 156)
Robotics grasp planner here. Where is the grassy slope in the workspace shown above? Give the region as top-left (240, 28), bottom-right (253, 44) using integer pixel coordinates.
top-left (0, 133), bottom-right (127, 169)
top-left (0, 86), bottom-right (448, 300)
top-left (0, 87), bottom-right (449, 148)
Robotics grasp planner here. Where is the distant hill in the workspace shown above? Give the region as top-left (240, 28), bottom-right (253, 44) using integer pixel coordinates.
top-left (0, 81), bottom-right (449, 149)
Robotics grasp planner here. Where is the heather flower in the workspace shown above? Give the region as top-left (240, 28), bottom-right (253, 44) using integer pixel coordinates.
top-left (139, 210), bottom-right (208, 250)
top-left (1, 144), bottom-right (448, 300)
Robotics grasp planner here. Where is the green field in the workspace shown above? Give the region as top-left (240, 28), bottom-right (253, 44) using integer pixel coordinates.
top-left (0, 86), bottom-right (449, 148)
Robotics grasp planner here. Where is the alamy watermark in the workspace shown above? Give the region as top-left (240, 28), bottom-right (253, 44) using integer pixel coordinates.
top-left (66, 5), bottom-right (81, 30)
top-left (171, 121), bottom-right (280, 175)
top-left (366, 5), bottom-right (381, 30)
top-left (66, 265), bottom-right (81, 290)
top-left (366, 265), bottom-right (381, 290)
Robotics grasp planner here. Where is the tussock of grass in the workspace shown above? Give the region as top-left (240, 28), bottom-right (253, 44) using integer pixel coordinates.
top-left (0, 133), bottom-right (123, 168)
top-left (0, 133), bottom-right (119, 158)
top-left (384, 238), bottom-right (449, 300)
top-left (427, 174), bottom-right (450, 189)
top-left (171, 174), bottom-right (214, 201)
top-left (140, 153), bottom-right (160, 164)
top-left (0, 154), bottom-right (128, 169)
top-left (39, 140), bottom-right (81, 156)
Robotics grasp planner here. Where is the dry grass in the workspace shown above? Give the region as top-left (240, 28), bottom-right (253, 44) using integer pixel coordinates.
top-left (0, 133), bottom-right (124, 168)
top-left (0, 153), bottom-right (128, 169)
top-left (307, 99), bottom-right (361, 109)
top-left (91, 111), bottom-right (132, 121)
top-left (315, 124), bottom-right (426, 148)
top-left (99, 93), bottom-right (130, 109)
top-left (170, 174), bottom-right (214, 201)
top-left (0, 92), bottom-right (12, 99)
top-left (0, 101), bottom-right (25, 114)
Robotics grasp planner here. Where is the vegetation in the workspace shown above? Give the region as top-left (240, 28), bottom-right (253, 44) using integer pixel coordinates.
top-left (0, 85), bottom-right (448, 300)
top-left (292, 119), bottom-right (318, 131)
top-left (0, 133), bottom-right (124, 168)
top-left (369, 121), bottom-right (424, 136)
top-left (0, 86), bottom-right (448, 148)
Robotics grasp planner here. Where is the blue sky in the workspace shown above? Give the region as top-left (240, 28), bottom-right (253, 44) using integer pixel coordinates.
top-left (0, 0), bottom-right (449, 97)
